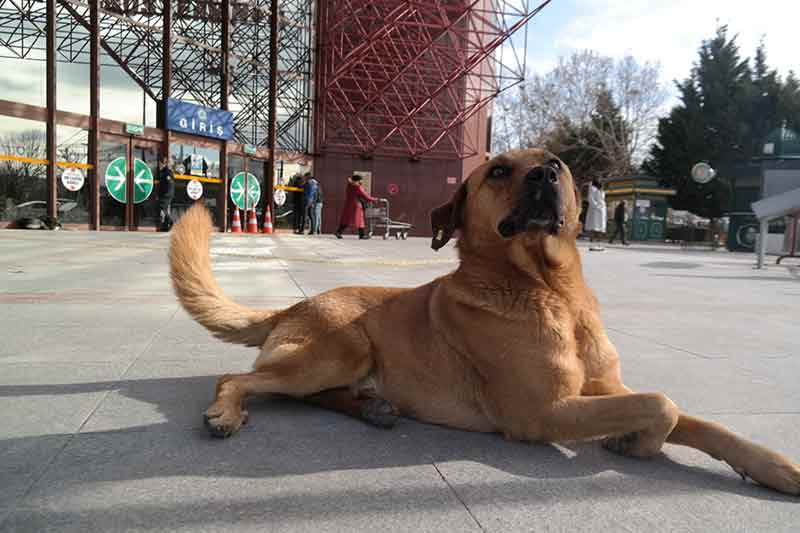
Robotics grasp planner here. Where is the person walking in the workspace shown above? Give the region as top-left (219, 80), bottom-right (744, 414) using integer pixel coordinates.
top-left (609, 200), bottom-right (628, 245)
top-left (157, 155), bottom-right (175, 232)
top-left (290, 173), bottom-right (306, 234)
top-left (335, 174), bottom-right (378, 239)
top-left (585, 178), bottom-right (607, 250)
top-left (304, 174), bottom-right (320, 234)
top-left (312, 180), bottom-right (324, 235)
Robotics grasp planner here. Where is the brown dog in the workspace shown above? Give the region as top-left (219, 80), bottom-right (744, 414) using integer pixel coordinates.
top-left (170, 148), bottom-right (800, 495)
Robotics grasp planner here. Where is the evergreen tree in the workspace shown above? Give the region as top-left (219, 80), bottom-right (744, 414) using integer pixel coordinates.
top-left (779, 71), bottom-right (800, 131)
top-left (694, 26), bottom-right (752, 164)
top-left (643, 76), bottom-right (706, 180)
top-left (748, 42), bottom-right (783, 157)
top-left (642, 26), bottom-right (797, 217)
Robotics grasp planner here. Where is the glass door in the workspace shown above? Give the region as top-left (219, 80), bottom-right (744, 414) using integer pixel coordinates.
top-left (99, 137), bottom-right (128, 227)
top-left (227, 154), bottom-right (244, 228)
top-left (131, 140), bottom-right (160, 230)
top-left (170, 140), bottom-right (222, 225)
top-left (98, 134), bottom-right (160, 229)
top-left (248, 158), bottom-right (265, 218)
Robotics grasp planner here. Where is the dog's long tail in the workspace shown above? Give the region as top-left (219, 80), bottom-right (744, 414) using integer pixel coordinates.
top-left (169, 204), bottom-right (277, 347)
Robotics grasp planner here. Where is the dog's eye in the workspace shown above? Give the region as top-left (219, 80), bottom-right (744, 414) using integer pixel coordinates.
top-left (489, 166), bottom-right (510, 179)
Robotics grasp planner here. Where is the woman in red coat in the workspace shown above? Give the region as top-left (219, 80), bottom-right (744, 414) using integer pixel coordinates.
top-left (335, 175), bottom-right (378, 239)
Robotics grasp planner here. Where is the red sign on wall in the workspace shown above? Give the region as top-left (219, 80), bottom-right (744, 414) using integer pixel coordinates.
top-left (387, 183), bottom-right (400, 195)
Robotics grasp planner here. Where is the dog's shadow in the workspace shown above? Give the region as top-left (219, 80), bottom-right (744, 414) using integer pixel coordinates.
top-left (2, 374), bottom-right (794, 511)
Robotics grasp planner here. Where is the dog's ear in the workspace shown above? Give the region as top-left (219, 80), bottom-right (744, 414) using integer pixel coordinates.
top-left (430, 182), bottom-right (468, 251)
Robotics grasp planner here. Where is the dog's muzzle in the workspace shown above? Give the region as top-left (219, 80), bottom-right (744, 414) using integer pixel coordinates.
top-left (498, 164), bottom-right (564, 238)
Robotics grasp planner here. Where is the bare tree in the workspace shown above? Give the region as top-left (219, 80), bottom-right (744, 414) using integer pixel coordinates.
top-left (0, 129), bottom-right (47, 215)
top-left (492, 50), bottom-right (667, 171)
top-left (611, 55), bottom-right (667, 164)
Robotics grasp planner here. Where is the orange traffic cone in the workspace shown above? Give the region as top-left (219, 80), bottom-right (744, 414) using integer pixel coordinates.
top-left (247, 209), bottom-right (259, 233)
top-left (231, 208), bottom-right (242, 233)
top-left (262, 206), bottom-right (274, 234)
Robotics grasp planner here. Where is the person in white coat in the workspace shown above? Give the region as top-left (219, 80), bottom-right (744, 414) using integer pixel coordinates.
top-left (585, 179), bottom-right (607, 247)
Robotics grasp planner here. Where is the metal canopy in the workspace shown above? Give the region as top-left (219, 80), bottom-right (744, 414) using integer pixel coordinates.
top-left (0, 0), bottom-right (313, 153)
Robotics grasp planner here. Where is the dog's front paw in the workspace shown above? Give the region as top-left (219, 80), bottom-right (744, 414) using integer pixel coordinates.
top-left (203, 403), bottom-right (248, 438)
top-left (727, 447), bottom-right (800, 495)
top-left (602, 432), bottom-right (640, 455)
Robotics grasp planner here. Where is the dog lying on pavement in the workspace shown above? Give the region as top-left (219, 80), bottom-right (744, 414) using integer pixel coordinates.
top-left (170, 148), bottom-right (800, 496)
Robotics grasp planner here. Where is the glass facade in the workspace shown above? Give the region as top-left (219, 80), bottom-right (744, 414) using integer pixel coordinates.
top-left (0, 0), bottom-right (316, 231)
top-left (0, 117), bottom-right (48, 223)
top-left (170, 142), bottom-right (222, 225)
top-left (0, 55), bottom-right (45, 109)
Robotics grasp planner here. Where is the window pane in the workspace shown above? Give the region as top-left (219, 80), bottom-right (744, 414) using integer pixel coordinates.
top-left (0, 55), bottom-right (45, 108)
top-left (170, 143), bottom-right (222, 225)
top-left (0, 116), bottom-right (48, 223)
top-left (57, 125), bottom-right (90, 225)
top-left (99, 140), bottom-right (127, 226)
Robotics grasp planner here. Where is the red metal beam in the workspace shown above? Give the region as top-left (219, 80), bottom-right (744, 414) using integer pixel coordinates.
top-left (219, 0), bottom-right (230, 231)
top-left (368, 4), bottom-right (549, 153)
top-left (46, 0), bottom-right (57, 219)
top-left (266, 0), bottom-right (279, 212)
top-left (324, 2), bottom-right (417, 89)
top-left (316, 0), bottom-right (550, 158)
top-left (89, 0), bottom-right (100, 229)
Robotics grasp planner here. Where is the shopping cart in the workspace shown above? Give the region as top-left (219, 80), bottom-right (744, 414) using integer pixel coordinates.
top-left (365, 198), bottom-right (412, 239)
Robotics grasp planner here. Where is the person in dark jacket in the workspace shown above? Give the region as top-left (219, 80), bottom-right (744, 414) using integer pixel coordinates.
top-left (335, 175), bottom-right (378, 239)
top-left (306, 176), bottom-right (324, 235)
top-left (157, 155), bottom-right (175, 231)
top-left (304, 174), bottom-right (320, 234)
top-left (290, 174), bottom-right (306, 234)
top-left (608, 200), bottom-right (628, 245)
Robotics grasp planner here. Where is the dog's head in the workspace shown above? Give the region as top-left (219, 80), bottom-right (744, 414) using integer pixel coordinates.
top-left (430, 148), bottom-right (580, 263)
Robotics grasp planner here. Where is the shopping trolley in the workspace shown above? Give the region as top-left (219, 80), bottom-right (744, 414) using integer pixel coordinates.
top-left (365, 198), bottom-right (412, 239)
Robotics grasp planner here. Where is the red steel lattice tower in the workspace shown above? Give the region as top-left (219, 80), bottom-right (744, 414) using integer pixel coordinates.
top-left (315, 0), bottom-right (551, 160)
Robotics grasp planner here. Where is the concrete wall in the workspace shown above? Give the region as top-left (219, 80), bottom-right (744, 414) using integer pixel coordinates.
top-left (314, 154), bottom-right (464, 236)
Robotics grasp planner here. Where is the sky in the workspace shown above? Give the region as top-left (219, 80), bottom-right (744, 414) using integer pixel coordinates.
top-left (1, 0), bottom-right (798, 137)
top-left (509, 0), bottom-right (798, 92)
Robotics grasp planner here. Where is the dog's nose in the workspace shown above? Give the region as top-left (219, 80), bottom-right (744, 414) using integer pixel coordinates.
top-left (526, 165), bottom-right (559, 185)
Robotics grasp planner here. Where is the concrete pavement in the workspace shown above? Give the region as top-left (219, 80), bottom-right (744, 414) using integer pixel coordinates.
top-left (1, 229), bottom-right (799, 532)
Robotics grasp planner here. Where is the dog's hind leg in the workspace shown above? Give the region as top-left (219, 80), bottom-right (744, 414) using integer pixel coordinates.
top-left (204, 338), bottom-right (373, 438)
top-left (303, 388), bottom-right (399, 429)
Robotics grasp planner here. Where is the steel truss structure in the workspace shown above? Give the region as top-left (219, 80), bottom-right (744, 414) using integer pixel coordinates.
top-left (315, 0), bottom-right (548, 159)
top-left (0, 0), bottom-right (314, 153)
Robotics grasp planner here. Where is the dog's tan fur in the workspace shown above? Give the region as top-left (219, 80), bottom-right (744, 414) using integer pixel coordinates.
top-left (170, 148), bottom-right (800, 495)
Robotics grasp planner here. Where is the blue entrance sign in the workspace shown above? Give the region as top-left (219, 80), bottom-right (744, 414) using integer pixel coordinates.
top-left (166, 98), bottom-right (234, 140)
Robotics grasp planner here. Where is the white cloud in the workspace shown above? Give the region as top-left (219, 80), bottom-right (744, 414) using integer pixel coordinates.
top-left (556, 0), bottom-right (798, 88)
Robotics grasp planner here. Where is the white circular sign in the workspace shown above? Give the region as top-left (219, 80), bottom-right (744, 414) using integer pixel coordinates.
top-left (273, 188), bottom-right (286, 206)
top-left (691, 162), bottom-right (715, 184)
top-left (186, 179), bottom-right (203, 200)
top-left (61, 168), bottom-right (85, 192)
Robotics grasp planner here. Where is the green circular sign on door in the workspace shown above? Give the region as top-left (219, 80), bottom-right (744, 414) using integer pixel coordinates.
top-left (104, 157), bottom-right (154, 204)
top-left (105, 157), bottom-right (127, 203)
top-left (230, 172), bottom-right (261, 210)
top-left (132, 159), bottom-right (154, 204)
